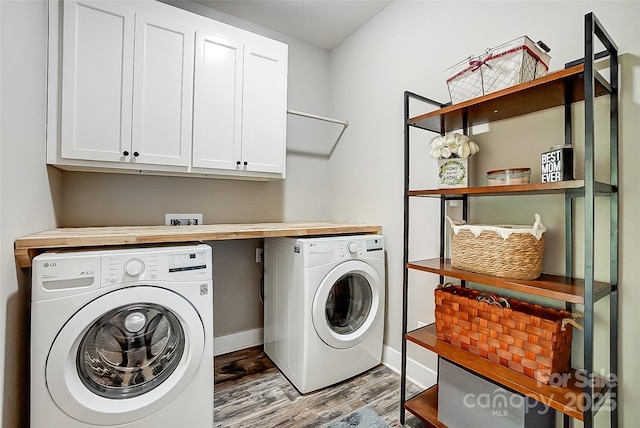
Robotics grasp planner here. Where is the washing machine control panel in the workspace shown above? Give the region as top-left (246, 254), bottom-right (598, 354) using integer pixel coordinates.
top-left (101, 245), bottom-right (211, 285)
top-left (168, 251), bottom-right (208, 273)
top-left (102, 254), bottom-right (157, 285)
top-left (124, 258), bottom-right (145, 277)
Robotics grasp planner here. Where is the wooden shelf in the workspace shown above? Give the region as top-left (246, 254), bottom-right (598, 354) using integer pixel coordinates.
top-left (407, 258), bottom-right (610, 305)
top-left (409, 180), bottom-right (584, 196)
top-left (405, 386), bottom-right (446, 428)
top-left (408, 180), bottom-right (616, 197)
top-left (14, 222), bottom-right (382, 268)
top-left (407, 325), bottom-right (587, 421)
top-left (407, 65), bottom-right (611, 133)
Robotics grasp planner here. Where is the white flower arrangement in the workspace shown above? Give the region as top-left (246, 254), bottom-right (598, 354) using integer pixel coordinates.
top-left (430, 132), bottom-right (480, 159)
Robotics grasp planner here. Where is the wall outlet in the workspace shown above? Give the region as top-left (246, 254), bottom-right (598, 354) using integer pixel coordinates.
top-left (256, 248), bottom-right (263, 263)
top-left (165, 213), bottom-right (203, 226)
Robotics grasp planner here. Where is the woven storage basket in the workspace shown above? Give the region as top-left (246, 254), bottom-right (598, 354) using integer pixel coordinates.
top-left (434, 284), bottom-right (576, 384)
top-left (447, 214), bottom-right (546, 280)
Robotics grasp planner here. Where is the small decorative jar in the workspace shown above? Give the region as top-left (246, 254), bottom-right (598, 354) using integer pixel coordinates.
top-left (438, 157), bottom-right (468, 188)
top-left (430, 132), bottom-right (478, 189)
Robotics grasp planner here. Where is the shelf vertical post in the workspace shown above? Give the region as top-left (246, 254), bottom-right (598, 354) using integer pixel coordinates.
top-left (401, 91), bottom-right (411, 425)
top-left (564, 79), bottom-right (574, 280)
top-left (583, 11), bottom-right (619, 428)
top-left (439, 196), bottom-right (446, 285)
top-left (564, 194), bottom-right (573, 279)
top-left (583, 13), bottom-right (596, 428)
top-left (606, 14), bottom-right (620, 428)
top-left (401, 91), bottom-right (448, 425)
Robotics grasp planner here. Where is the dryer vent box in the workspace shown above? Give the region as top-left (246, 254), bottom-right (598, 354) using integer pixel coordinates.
top-left (165, 213), bottom-right (203, 226)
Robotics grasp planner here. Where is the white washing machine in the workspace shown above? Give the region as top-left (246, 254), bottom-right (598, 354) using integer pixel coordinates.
top-left (30, 244), bottom-right (213, 427)
top-left (264, 234), bottom-right (385, 394)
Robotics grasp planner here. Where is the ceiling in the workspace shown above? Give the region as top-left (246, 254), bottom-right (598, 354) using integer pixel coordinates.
top-left (193, 0), bottom-right (393, 50)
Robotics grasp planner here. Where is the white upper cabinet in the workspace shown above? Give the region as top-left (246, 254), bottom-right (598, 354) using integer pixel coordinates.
top-left (60, 1), bottom-right (135, 163)
top-left (192, 31), bottom-right (243, 171)
top-left (191, 26), bottom-right (288, 177)
top-left (49, 0), bottom-right (288, 180)
top-left (132, 12), bottom-right (193, 167)
top-left (240, 39), bottom-right (288, 175)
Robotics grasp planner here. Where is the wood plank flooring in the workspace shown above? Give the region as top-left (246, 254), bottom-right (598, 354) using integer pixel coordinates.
top-left (214, 346), bottom-right (428, 427)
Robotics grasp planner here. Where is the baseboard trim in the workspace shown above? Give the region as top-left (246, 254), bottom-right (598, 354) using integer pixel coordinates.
top-left (382, 344), bottom-right (437, 390)
top-left (214, 328), bottom-right (264, 356)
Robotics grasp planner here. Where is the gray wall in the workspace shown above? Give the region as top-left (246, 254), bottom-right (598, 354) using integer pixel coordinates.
top-left (327, 1), bottom-right (639, 426)
top-left (1, 2), bottom-right (61, 425)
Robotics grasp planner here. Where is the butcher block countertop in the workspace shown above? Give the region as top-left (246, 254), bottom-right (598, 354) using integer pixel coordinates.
top-left (14, 222), bottom-right (382, 268)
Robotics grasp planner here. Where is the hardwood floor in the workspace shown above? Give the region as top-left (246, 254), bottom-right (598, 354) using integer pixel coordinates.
top-left (214, 346), bottom-right (427, 427)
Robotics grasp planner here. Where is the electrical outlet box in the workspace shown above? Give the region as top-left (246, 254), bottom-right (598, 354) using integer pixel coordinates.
top-left (256, 248), bottom-right (263, 263)
top-left (165, 213), bottom-right (203, 226)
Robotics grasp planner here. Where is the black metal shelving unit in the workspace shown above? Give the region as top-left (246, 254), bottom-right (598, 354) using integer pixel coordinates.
top-left (400, 12), bottom-right (618, 428)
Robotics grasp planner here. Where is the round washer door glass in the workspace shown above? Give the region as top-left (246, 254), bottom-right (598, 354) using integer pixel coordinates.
top-left (312, 260), bottom-right (382, 349)
top-left (46, 286), bottom-right (205, 426)
top-left (325, 273), bottom-right (372, 335)
top-left (77, 303), bottom-right (185, 399)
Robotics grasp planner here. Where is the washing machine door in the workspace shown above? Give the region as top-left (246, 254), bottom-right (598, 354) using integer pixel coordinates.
top-left (312, 260), bottom-right (382, 349)
top-left (45, 286), bottom-right (205, 426)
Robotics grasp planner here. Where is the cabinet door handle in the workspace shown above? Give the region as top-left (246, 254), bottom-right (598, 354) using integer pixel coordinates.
top-left (236, 161), bottom-right (241, 166)
top-left (133, 152), bottom-right (139, 157)
top-left (243, 161), bottom-right (248, 166)
top-left (123, 151), bottom-right (129, 156)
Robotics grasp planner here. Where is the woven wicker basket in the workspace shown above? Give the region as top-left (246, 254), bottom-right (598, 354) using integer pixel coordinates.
top-left (434, 284), bottom-right (577, 384)
top-left (447, 214), bottom-right (546, 280)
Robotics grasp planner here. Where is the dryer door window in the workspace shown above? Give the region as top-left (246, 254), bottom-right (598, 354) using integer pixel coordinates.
top-left (312, 260), bottom-right (382, 349)
top-left (77, 303), bottom-right (185, 399)
top-left (325, 273), bottom-right (372, 335)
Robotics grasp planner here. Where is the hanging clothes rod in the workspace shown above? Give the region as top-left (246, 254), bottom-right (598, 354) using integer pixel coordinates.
top-left (287, 109), bottom-right (349, 157)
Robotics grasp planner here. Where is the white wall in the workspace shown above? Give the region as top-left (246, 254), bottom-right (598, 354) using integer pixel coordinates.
top-left (0, 1), bottom-right (61, 425)
top-left (328, 1), bottom-right (639, 426)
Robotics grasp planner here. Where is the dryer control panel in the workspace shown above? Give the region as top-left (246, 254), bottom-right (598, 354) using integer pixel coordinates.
top-left (297, 235), bottom-right (384, 267)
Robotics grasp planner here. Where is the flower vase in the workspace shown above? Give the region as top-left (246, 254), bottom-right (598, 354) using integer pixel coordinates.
top-left (438, 157), bottom-right (468, 188)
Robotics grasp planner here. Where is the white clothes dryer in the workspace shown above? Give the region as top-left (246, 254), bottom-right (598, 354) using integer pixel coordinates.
top-left (30, 244), bottom-right (213, 428)
top-left (264, 234), bottom-right (385, 394)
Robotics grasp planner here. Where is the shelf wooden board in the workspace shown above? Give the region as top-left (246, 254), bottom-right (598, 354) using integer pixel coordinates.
top-left (407, 324), bottom-right (586, 421)
top-left (14, 222), bottom-right (382, 268)
top-left (407, 258), bottom-right (610, 304)
top-left (408, 64), bottom-right (611, 133)
top-left (405, 386), bottom-right (446, 428)
top-left (408, 180), bottom-right (616, 197)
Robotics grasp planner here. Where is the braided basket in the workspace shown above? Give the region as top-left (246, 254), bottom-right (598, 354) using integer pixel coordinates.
top-left (447, 214), bottom-right (546, 280)
top-left (434, 284), bottom-right (578, 384)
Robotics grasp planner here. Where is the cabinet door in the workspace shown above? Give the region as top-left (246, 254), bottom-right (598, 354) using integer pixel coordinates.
top-left (60, 1), bottom-right (134, 162)
top-left (241, 40), bottom-right (288, 175)
top-left (192, 31), bottom-right (243, 171)
top-left (131, 12), bottom-right (193, 167)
